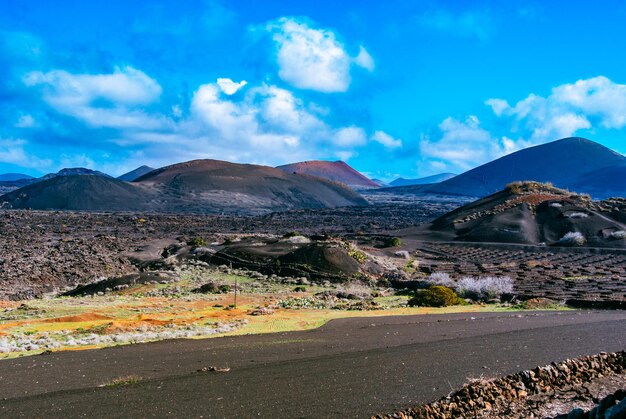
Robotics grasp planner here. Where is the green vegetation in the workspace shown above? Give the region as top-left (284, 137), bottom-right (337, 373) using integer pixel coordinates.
top-left (187, 237), bottom-right (207, 247)
top-left (408, 286), bottom-right (463, 308)
top-left (348, 248), bottom-right (367, 264)
top-left (403, 258), bottom-right (419, 274)
top-left (383, 237), bottom-right (403, 248)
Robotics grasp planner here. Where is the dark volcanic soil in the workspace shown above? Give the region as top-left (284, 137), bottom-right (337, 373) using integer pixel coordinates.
top-left (0, 311), bottom-right (624, 418)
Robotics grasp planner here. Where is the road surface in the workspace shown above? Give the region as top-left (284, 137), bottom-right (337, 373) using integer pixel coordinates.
top-left (1, 310), bottom-right (625, 418)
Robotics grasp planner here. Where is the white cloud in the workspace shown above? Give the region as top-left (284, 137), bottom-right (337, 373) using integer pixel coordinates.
top-left (487, 76), bottom-right (626, 141)
top-left (22, 66), bottom-right (387, 171)
top-left (354, 46), bottom-right (375, 71)
top-left (255, 84), bottom-right (324, 134)
top-left (372, 130), bottom-right (402, 148)
top-left (333, 126), bottom-right (367, 147)
top-left (266, 17), bottom-right (373, 92)
top-left (23, 66), bottom-right (165, 129)
top-left (484, 98), bottom-right (509, 116)
top-left (419, 116), bottom-right (528, 171)
top-left (59, 154), bottom-right (96, 169)
top-left (551, 76), bottom-right (626, 129)
top-left (217, 78), bottom-right (248, 95)
top-left (0, 138), bottom-right (52, 169)
top-left (14, 114), bottom-right (35, 128)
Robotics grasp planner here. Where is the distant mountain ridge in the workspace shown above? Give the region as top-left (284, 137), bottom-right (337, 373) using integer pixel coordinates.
top-left (1, 159), bottom-right (367, 214)
top-left (390, 173), bottom-right (457, 187)
top-left (0, 173), bottom-right (33, 181)
top-left (0, 167), bottom-right (111, 195)
top-left (276, 160), bottom-right (380, 189)
top-left (40, 167), bottom-right (111, 181)
top-left (389, 137), bottom-right (626, 199)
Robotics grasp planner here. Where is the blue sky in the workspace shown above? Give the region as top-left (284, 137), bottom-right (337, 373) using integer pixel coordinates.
top-left (2, 0), bottom-right (626, 180)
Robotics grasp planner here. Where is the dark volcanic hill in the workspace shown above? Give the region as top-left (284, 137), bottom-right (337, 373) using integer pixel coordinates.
top-left (0, 168), bottom-right (111, 195)
top-left (402, 138), bottom-right (626, 199)
top-left (40, 167), bottom-right (111, 181)
top-left (276, 160), bottom-right (380, 189)
top-left (0, 173), bottom-right (33, 181)
top-left (416, 181), bottom-right (626, 248)
top-left (390, 173), bottom-right (456, 187)
top-left (1, 160), bottom-right (367, 214)
top-left (117, 165), bottom-right (155, 182)
top-left (0, 175), bottom-right (155, 211)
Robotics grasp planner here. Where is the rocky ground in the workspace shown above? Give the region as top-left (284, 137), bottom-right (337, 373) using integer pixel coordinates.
top-left (484, 373), bottom-right (626, 418)
top-left (0, 201), bottom-right (458, 300)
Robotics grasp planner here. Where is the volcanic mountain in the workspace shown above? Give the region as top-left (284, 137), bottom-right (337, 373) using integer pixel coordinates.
top-left (390, 173), bottom-right (457, 187)
top-left (0, 168), bottom-right (111, 195)
top-left (276, 160), bottom-right (380, 189)
top-left (0, 175), bottom-right (155, 211)
top-left (415, 181), bottom-right (626, 248)
top-left (117, 165), bottom-right (155, 182)
top-left (1, 159), bottom-right (367, 214)
top-left (39, 167), bottom-right (111, 181)
top-left (397, 138), bottom-right (626, 199)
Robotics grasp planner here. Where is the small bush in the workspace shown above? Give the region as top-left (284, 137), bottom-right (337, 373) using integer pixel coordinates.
top-left (610, 231), bottom-right (626, 240)
top-left (294, 286), bottom-right (306, 292)
top-left (384, 237), bottom-right (403, 248)
top-left (218, 284), bottom-right (231, 293)
top-left (408, 286), bottom-right (461, 307)
top-left (283, 231), bottom-right (301, 238)
top-left (187, 237), bottom-right (207, 247)
top-left (425, 272), bottom-right (455, 288)
top-left (559, 231), bottom-right (586, 246)
top-left (456, 276), bottom-right (513, 301)
top-left (348, 248), bottom-right (368, 263)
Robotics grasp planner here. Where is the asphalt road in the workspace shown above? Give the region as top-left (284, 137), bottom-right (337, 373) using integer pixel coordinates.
top-left (1, 310), bottom-right (625, 418)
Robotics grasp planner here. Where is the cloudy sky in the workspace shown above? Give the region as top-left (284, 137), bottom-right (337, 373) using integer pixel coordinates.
top-left (2, 0), bottom-right (626, 180)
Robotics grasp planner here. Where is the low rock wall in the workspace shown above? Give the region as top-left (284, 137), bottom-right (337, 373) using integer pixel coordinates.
top-left (375, 351), bottom-right (626, 419)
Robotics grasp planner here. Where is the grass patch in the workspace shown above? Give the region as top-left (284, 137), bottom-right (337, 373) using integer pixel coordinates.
top-left (102, 375), bottom-right (143, 387)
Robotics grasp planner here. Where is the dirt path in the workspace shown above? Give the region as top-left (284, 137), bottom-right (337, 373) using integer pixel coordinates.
top-left (0, 310), bottom-right (625, 418)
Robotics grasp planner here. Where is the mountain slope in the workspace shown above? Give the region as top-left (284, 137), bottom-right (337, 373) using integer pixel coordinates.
top-left (276, 160), bottom-right (380, 189)
top-left (390, 173), bottom-right (457, 187)
top-left (0, 173), bottom-right (33, 181)
top-left (417, 138), bottom-right (625, 199)
top-left (118, 165), bottom-right (155, 182)
top-left (2, 160), bottom-right (367, 214)
top-left (0, 175), bottom-right (156, 211)
top-left (570, 163), bottom-right (626, 198)
top-left (136, 159), bottom-right (368, 212)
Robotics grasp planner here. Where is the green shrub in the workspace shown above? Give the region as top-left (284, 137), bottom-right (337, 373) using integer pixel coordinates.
top-left (408, 286), bottom-right (462, 307)
top-left (349, 249), bottom-right (367, 263)
top-left (384, 237), bottom-right (403, 248)
top-left (187, 237), bottom-right (207, 247)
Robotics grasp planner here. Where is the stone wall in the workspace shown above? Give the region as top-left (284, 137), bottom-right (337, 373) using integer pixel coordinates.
top-left (375, 351), bottom-right (626, 419)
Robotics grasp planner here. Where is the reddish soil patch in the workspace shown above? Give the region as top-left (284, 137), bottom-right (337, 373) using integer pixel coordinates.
top-left (43, 313), bottom-right (113, 323)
